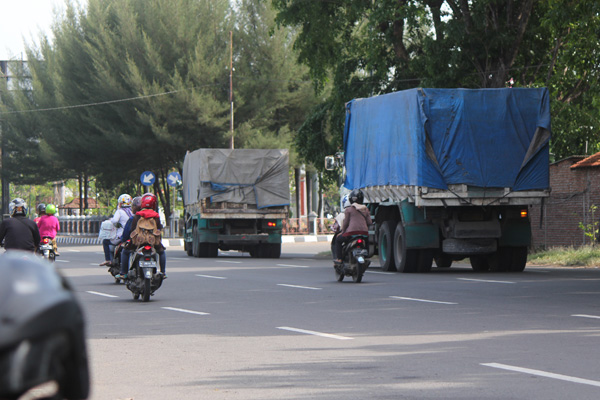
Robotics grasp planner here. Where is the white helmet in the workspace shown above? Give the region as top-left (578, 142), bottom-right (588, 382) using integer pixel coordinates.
top-left (117, 194), bottom-right (132, 207)
top-left (341, 194), bottom-right (350, 210)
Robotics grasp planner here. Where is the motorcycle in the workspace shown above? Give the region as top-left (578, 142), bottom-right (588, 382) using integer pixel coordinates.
top-left (334, 235), bottom-right (370, 283)
top-left (107, 242), bottom-right (126, 283)
top-left (125, 244), bottom-right (164, 302)
top-left (38, 236), bottom-right (57, 262)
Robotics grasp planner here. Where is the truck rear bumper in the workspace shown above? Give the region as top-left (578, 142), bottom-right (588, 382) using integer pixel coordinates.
top-left (442, 238), bottom-right (497, 255)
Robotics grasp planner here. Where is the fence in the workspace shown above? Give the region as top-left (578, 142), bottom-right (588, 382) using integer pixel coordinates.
top-left (57, 215), bottom-right (333, 237)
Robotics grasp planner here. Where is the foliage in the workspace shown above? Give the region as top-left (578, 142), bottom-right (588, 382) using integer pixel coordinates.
top-left (528, 245), bottom-right (600, 267)
top-left (578, 204), bottom-right (599, 245)
top-left (272, 0), bottom-right (600, 168)
top-left (1, 0), bottom-right (317, 217)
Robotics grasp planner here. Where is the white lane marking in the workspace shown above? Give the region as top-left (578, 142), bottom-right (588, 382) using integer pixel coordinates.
top-left (277, 264), bottom-right (310, 268)
top-left (67, 249), bottom-right (81, 252)
top-left (390, 296), bottom-right (457, 305)
top-left (172, 257), bottom-right (190, 260)
top-left (55, 260), bottom-right (69, 263)
top-left (482, 363), bottom-right (600, 387)
top-left (277, 326), bottom-right (353, 340)
top-left (458, 278), bottom-right (515, 284)
top-left (162, 307), bottom-right (210, 315)
top-left (196, 274), bottom-right (227, 280)
top-left (217, 260), bottom-right (242, 264)
top-left (86, 291), bottom-right (118, 298)
top-left (572, 314), bottom-right (600, 320)
top-left (90, 263), bottom-right (104, 266)
top-left (277, 284), bottom-right (322, 290)
top-left (367, 270), bottom-right (396, 275)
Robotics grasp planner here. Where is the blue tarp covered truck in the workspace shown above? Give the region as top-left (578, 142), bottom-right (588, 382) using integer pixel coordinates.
top-left (330, 88), bottom-right (551, 272)
top-left (183, 149), bottom-right (289, 258)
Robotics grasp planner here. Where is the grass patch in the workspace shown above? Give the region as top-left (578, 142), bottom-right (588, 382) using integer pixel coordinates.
top-left (528, 246), bottom-right (600, 267)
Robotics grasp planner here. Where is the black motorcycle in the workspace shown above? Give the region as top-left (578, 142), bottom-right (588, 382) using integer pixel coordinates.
top-left (125, 244), bottom-right (164, 302)
top-left (107, 242), bottom-right (125, 283)
top-left (38, 236), bottom-right (57, 262)
top-left (334, 235), bottom-right (370, 283)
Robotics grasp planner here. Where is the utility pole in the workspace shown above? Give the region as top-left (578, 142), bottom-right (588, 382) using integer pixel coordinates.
top-left (229, 30), bottom-right (234, 149)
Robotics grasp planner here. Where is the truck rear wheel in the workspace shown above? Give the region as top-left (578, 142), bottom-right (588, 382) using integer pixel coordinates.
top-left (378, 221), bottom-right (397, 271)
top-left (434, 253), bottom-right (452, 268)
top-left (393, 223), bottom-right (417, 273)
top-left (470, 255), bottom-right (490, 271)
top-left (509, 246), bottom-right (528, 272)
top-left (416, 250), bottom-right (433, 273)
top-left (269, 243), bottom-right (281, 258)
top-left (192, 225), bottom-right (200, 258)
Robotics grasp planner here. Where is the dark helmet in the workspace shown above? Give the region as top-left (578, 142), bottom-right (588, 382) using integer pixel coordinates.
top-left (131, 196), bottom-right (142, 211)
top-left (9, 198), bottom-right (27, 217)
top-left (37, 203), bottom-right (46, 215)
top-left (349, 189), bottom-right (364, 205)
top-left (0, 253), bottom-right (90, 400)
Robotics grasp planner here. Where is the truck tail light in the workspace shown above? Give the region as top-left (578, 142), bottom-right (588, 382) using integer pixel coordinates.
top-left (520, 209), bottom-right (528, 218)
top-left (267, 221), bottom-right (277, 227)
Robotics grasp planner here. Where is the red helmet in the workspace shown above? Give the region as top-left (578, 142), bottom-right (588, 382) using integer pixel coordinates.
top-left (140, 193), bottom-right (157, 210)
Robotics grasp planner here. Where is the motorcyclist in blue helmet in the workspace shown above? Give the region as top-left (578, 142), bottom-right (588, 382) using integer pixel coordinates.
top-left (0, 252), bottom-right (90, 400)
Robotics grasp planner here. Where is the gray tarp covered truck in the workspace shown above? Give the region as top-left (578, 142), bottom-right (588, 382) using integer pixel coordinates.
top-left (183, 148), bottom-right (289, 258)
top-left (329, 87), bottom-right (551, 273)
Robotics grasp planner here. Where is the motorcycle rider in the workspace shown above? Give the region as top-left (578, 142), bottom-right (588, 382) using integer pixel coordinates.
top-left (100, 194), bottom-right (134, 266)
top-left (333, 189), bottom-right (371, 264)
top-left (330, 194), bottom-right (350, 259)
top-left (37, 203), bottom-right (61, 256)
top-left (128, 192), bottom-right (167, 278)
top-left (115, 196), bottom-right (142, 280)
top-left (0, 198), bottom-right (41, 252)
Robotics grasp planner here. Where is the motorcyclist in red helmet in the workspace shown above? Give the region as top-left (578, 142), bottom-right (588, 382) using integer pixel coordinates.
top-left (128, 193), bottom-right (167, 278)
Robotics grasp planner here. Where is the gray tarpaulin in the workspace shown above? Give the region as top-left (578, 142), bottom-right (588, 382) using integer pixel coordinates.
top-left (183, 149), bottom-right (290, 209)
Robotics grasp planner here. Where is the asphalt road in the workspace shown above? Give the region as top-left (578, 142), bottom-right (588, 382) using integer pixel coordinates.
top-left (50, 242), bottom-right (600, 400)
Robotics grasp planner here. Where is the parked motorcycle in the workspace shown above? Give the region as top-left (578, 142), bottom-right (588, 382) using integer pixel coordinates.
top-left (107, 242), bottom-right (125, 283)
top-left (334, 235), bottom-right (370, 283)
top-left (38, 236), bottom-right (57, 262)
top-left (125, 244), bottom-right (164, 302)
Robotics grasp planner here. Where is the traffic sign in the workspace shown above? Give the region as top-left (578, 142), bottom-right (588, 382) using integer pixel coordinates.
top-left (167, 171), bottom-right (182, 187)
top-left (140, 171), bottom-right (156, 186)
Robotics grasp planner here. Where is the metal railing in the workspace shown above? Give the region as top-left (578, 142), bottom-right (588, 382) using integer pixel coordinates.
top-left (57, 215), bottom-right (333, 237)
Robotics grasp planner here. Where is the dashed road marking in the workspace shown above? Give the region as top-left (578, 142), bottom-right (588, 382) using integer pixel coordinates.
top-left (162, 307), bottom-right (210, 315)
top-left (482, 363), bottom-right (600, 387)
top-left (572, 314), bottom-right (600, 320)
top-left (277, 284), bottom-right (321, 290)
top-left (458, 278), bottom-right (515, 284)
top-left (277, 264), bottom-right (310, 268)
top-left (390, 296), bottom-right (457, 305)
top-left (277, 326), bottom-right (353, 340)
top-left (196, 274), bottom-right (227, 280)
top-left (86, 291), bottom-right (118, 298)
top-left (55, 259), bottom-right (69, 263)
top-left (367, 270), bottom-right (396, 275)
top-left (217, 260), bottom-right (242, 264)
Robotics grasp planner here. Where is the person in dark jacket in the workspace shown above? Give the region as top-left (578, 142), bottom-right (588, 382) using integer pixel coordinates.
top-left (334, 190), bottom-right (371, 264)
top-left (115, 196), bottom-right (142, 280)
top-left (0, 198), bottom-right (41, 252)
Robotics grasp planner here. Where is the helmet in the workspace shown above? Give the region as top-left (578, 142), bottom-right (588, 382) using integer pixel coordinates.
top-left (341, 194), bottom-right (350, 210)
top-left (0, 253), bottom-right (89, 400)
top-left (45, 204), bottom-right (57, 215)
top-left (37, 203), bottom-right (46, 214)
top-left (131, 196), bottom-right (142, 211)
top-left (117, 194), bottom-right (132, 207)
top-left (140, 193), bottom-right (157, 210)
top-left (9, 198), bottom-right (27, 216)
top-left (349, 189), bottom-right (364, 205)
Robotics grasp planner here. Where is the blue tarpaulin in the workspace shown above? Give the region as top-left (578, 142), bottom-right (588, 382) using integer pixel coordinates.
top-left (343, 88), bottom-right (551, 192)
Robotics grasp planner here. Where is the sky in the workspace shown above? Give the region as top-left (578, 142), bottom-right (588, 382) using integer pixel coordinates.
top-left (0, 0), bottom-right (86, 60)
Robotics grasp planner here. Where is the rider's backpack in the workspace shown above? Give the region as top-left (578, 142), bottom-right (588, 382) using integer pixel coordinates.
top-left (130, 217), bottom-right (161, 246)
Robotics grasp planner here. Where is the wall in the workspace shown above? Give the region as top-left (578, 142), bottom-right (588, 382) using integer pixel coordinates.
top-left (530, 157), bottom-right (600, 249)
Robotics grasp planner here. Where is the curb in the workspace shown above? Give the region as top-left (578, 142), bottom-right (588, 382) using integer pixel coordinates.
top-left (56, 236), bottom-right (332, 246)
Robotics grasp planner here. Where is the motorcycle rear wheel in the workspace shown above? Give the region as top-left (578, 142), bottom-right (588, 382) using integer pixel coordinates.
top-left (142, 278), bottom-right (151, 302)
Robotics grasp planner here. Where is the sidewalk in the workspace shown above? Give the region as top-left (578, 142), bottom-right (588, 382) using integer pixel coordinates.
top-left (57, 234), bottom-right (334, 247)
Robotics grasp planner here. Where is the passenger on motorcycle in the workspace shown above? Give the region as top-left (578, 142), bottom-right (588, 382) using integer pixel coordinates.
top-left (115, 196), bottom-right (142, 280)
top-left (333, 189), bottom-right (372, 264)
top-left (36, 204), bottom-right (61, 256)
top-left (330, 194), bottom-right (350, 258)
top-left (34, 203), bottom-right (46, 224)
top-left (100, 194), bottom-right (134, 266)
top-left (128, 193), bottom-right (167, 278)
top-left (0, 198), bottom-right (41, 253)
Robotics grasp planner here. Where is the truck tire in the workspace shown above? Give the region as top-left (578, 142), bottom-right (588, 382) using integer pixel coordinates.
top-left (509, 246), bottom-right (528, 272)
top-left (192, 225), bottom-right (200, 258)
top-left (470, 255), bottom-right (490, 271)
top-left (488, 247), bottom-right (511, 272)
top-left (393, 223), bottom-right (417, 273)
top-left (434, 253), bottom-right (452, 268)
top-left (185, 240), bottom-right (193, 257)
top-left (416, 250), bottom-right (434, 273)
top-left (378, 221), bottom-right (397, 271)
top-left (269, 243), bottom-right (281, 258)
top-left (198, 243), bottom-right (218, 258)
